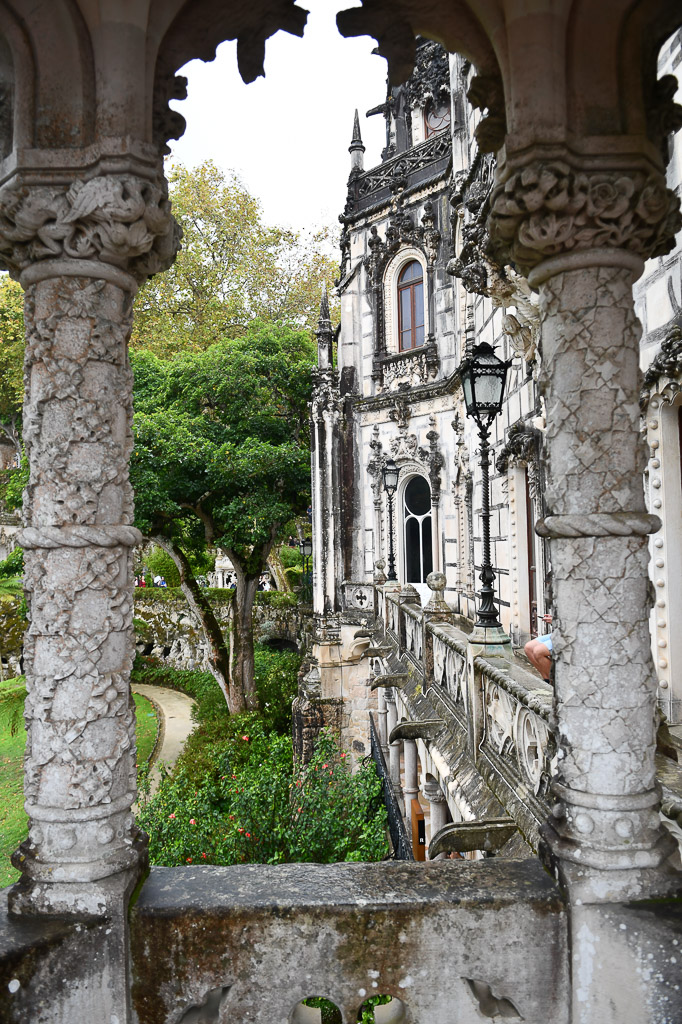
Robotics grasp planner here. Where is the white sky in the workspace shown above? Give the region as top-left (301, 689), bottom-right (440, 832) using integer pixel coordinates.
top-left (168, 0), bottom-right (389, 233)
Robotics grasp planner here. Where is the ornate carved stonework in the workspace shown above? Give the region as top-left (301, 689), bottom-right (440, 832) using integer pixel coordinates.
top-left (377, 339), bottom-right (439, 392)
top-left (495, 419), bottom-right (543, 498)
top-left (448, 154), bottom-right (495, 296)
top-left (366, 424), bottom-right (384, 501)
top-left (640, 324), bottom-right (682, 409)
top-left (0, 175), bottom-right (179, 282)
top-left (14, 272), bottom-right (141, 901)
top-left (489, 163), bottom-right (681, 272)
top-left (0, 174), bottom-right (182, 914)
top-left (403, 38), bottom-right (450, 111)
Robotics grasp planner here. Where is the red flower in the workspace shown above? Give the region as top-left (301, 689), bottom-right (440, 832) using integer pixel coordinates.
top-left (238, 828), bottom-right (244, 833)
top-left (189, 818), bottom-right (196, 825)
top-left (169, 813), bottom-right (176, 820)
top-left (245, 832), bottom-right (251, 838)
top-left (186, 857), bottom-right (192, 863)
top-left (201, 852), bottom-right (207, 859)
top-left (241, 735), bottom-right (250, 742)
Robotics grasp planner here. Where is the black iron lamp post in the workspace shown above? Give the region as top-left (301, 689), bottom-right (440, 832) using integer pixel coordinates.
top-left (382, 458), bottom-right (400, 582)
top-left (460, 342), bottom-right (511, 628)
top-left (299, 537), bottom-right (313, 603)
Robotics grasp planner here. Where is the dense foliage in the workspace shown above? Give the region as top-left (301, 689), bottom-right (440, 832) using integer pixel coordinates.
top-left (0, 277), bottom-right (24, 459)
top-left (130, 321), bottom-right (315, 712)
top-left (132, 161), bottom-right (338, 356)
top-left (134, 653), bottom-right (389, 867)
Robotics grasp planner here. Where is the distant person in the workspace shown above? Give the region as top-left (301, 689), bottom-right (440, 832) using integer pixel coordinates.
top-left (524, 615), bottom-right (553, 683)
top-left (159, 577), bottom-right (167, 588)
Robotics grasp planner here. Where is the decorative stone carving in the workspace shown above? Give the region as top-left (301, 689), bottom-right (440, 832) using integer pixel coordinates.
top-left (466, 73), bottom-right (506, 155)
top-left (399, 582), bottom-right (421, 604)
top-left (489, 163), bottom-right (681, 272)
top-left (495, 419), bottom-right (543, 499)
top-left (0, 175), bottom-right (181, 915)
top-left (532, 262), bottom-right (678, 899)
top-left (0, 175), bottom-right (179, 282)
top-left (14, 271), bottom-right (141, 908)
top-left (378, 340), bottom-right (439, 392)
top-left (403, 38), bottom-right (450, 111)
top-left (367, 424), bottom-right (384, 502)
top-left (486, 682), bottom-right (515, 754)
top-left (640, 324), bottom-right (682, 409)
top-left (421, 417), bottom-right (444, 502)
top-left (424, 571), bottom-right (448, 614)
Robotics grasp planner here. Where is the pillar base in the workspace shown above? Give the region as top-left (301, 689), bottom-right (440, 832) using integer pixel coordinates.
top-left (540, 820), bottom-right (682, 904)
top-left (468, 624), bottom-right (512, 658)
top-left (7, 829), bottom-right (148, 919)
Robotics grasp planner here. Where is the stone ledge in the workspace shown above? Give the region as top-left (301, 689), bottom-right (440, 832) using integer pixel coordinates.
top-left (131, 860), bottom-right (569, 1024)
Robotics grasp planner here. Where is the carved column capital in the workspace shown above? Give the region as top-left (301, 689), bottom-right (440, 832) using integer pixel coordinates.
top-left (0, 173), bottom-right (180, 288)
top-left (488, 159), bottom-right (681, 276)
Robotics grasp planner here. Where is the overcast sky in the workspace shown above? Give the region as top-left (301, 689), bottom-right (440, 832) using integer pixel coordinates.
top-left (168, 0), bottom-right (389, 233)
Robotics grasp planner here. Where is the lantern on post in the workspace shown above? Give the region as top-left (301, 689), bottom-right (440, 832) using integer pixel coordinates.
top-left (460, 343), bottom-right (511, 628)
top-left (382, 458), bottom-right (400, 582)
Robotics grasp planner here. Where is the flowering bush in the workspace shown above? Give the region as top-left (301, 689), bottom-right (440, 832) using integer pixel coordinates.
top-left (137, 726), bottom-right (388, 866)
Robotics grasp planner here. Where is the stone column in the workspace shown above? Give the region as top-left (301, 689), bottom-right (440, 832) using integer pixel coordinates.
top-left (423, 777), bottom-right (448, 858)
top-left (0, 174), bottom-right (178, 916)
top-left (490, 160), bottom-right (681, 902)
top-left (402, 738), bottom-right (419, 817)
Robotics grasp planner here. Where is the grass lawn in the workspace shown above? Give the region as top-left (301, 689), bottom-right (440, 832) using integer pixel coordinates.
top-left (0, 685), bottom-right (159, 889)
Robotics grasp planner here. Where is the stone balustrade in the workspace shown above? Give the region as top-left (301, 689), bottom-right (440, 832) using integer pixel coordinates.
top-left (375, 583), bottom-right (682, 860)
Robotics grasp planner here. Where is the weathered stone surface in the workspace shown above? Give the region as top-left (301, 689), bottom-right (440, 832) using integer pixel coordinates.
top-left (130, 859), bottom-right (569, 1024)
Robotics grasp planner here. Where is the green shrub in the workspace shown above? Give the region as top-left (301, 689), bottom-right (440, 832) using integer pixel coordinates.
top-left (0, 547), bottom-right (23, 579)
top-left (254, 590), bottom-right (298, 609)
top-left (137, 727), bottom-right (388, 867)
top-left (278, 545), bottom-right (302, 570)
top-left (143, 546), bottom-right (181, 588)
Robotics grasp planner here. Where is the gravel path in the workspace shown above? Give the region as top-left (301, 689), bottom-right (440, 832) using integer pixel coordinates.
top-left (132, 684), bottom-right (196, 795)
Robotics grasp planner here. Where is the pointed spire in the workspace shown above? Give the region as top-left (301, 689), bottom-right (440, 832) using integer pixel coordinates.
top-left (316, 283), bottom-right (334, 371)
top-left (349, 108), bottom-right (365, 172)
top-left (352, 108), bottom-right (363, 145)
top-left (319, 281), bottom-right (330, 324)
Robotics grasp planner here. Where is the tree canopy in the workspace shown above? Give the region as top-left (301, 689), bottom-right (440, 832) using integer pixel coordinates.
top-left (130, 322), bottom-right (315, 711)
top-left (0, 276), bottom-right (25, 459)
top-left (132, 161), bottom-right (338, 356)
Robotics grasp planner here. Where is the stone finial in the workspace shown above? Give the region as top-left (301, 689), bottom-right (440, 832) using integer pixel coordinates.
top-left (316, 283), bottom-right (334, 370)
top-left (425, 571), bottom-right (451, 615)
top-left (349, 109), bottom-right (365, 171)
top-left (399, 582), bottom-right (421, 604)
top-left (373, 558), bottom-right (387, 585)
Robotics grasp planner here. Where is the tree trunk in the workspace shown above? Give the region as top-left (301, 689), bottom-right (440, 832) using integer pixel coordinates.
top-left (151, 535), bottom-right (245, 714)
top-left (230, 570), bottom-right (260, 711)
top-left (267, 548), bottom-right (289, 592)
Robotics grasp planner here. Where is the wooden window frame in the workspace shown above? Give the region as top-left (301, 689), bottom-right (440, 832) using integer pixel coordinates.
top-left (397, 262), bottom-right (425, 351)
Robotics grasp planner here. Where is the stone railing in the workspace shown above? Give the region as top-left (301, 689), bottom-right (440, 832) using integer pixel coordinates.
top-left (374, 582), bottom-right (678, 857)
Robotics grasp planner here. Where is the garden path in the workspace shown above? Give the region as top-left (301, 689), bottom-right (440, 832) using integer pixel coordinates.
top-left (132, 684), bottom-right (196, 795)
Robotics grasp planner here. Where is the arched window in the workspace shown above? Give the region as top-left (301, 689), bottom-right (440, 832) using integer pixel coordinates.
top-left (424, 99), bottom-right (451, 137)
top-left (404, 476), bottom-right (433, 583)
top-left (398, 260), bottom-right (425, 351)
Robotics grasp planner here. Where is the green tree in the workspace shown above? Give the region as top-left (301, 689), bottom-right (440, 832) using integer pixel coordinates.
top-left (132, 162), bottom-right (338, 356)
top-left (131, 322), bottom-right (314, 713)
top-left (0, 276), bottom-right (25, 460)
